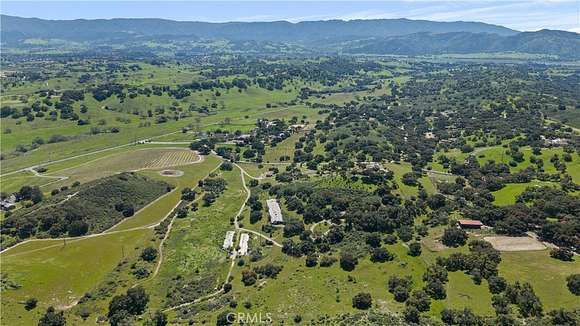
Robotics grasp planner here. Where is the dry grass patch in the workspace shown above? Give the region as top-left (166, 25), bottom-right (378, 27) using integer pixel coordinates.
top-left (484, 236), bottom-right (546, 251)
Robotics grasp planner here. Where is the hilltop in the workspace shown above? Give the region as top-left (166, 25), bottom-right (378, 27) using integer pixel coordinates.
top-left (2, 15), bottom-right (578, 59)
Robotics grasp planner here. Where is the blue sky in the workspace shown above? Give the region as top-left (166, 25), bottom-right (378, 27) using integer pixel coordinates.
top-left (2, 1), bottom-right (579, 32)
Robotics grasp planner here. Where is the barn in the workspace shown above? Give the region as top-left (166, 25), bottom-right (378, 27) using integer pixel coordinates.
top-left (457, 219), bottom-right (483, 229)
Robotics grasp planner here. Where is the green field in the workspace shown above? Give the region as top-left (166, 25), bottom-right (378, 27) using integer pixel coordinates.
top-left (0, 87), bottom-right (322, 174)
top-left (0, 154), bottom-right (222, 325)
top-left (147, 165), bottom-right (247, 313)
top-left (476, 146), bottom-right (580, 182)
top-left (384, 162), bottom-right (436, 198)
top-left (217, 245), bottom-right (576, 323)
top-left (499, 251), bottom-right (580, 311)
top-left (492, 181), bottom-right (559, 206)
top-left (41, 147), bottom-right (200, 190)
top-left (1, 55), bottom-right (579, 325)
top-left (263, 132), bottom-right (304, 163)
top-left (211, 243), bottom-right (428, 323)
top-left (1, 229), bottom-right (151, 325)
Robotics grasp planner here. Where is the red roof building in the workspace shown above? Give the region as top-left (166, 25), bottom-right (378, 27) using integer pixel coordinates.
top-left (457, 219), bottom-right (483, 229)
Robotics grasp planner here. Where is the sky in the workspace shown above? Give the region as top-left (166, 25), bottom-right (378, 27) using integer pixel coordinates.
top-left (1, 1), bottom-right (579, 32)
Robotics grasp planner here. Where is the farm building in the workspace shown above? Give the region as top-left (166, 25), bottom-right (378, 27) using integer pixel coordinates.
top-left (362, 161), bottom-right (389, 173)
top-left (289, 124), bottom-right (306, 131)
top-left (267, 199), bottom-right (284, 224)
top-left (457, 219), bottom-right (483, 229)
top-left (234, 133), bottom-right (253, 145)
top-left (239, 233), bottom-right (250, 256)
top-left (0, 195), bottom-right (16, 211)
top-left (222, 231), bottom-right (235, 250)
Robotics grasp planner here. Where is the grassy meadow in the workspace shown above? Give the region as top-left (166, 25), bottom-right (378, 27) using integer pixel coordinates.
top-left (0, 152), bottom-right (222, 325)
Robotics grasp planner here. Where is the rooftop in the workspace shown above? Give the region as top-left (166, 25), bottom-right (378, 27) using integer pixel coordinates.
top-left (222, 231), bottom-right (235, 250)
top-left (239, 233), bottom-right (250, 256)
top-left (457, 219), bottom-right (483, 226)
top-left (267, 199), bottom-right (284, 224)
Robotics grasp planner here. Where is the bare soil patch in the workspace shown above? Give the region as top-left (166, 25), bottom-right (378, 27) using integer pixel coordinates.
top-left (422, 237), bottom-right (448, 252)
top-left (159, 170), bottom-right (184, 177)
top-left (484, 236), bottom-right (546, 251)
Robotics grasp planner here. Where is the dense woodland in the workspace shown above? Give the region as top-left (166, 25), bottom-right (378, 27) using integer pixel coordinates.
top-left (1, 173), bottom-right (171, 249)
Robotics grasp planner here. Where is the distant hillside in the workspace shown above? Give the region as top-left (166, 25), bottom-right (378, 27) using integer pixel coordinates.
top-left (343, 30), bottom-right (580, 58)
top-left (2, 15), bottom-right (579, 59)
top-left (0, 14), bottom-right (517, 43)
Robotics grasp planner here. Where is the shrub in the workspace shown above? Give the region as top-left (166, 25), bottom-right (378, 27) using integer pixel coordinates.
top-left (283, 218), bottom-right (305, 237)
top-left (424, 279), bottom-right (446, 299)
top-left (68, 220), bottom-right (89, 237)
top-left (393, 286), bottom-right (410, 302)
top-left (550, 248), bottom-right (574, 261)
top-left (408, 242), bottom-right (422, 256)
top-left (148, 311), bottom-right (167, 326)
top-left (305, 254), bottom-right (318, 267)
top-left (339, 252), bottom-right (358, 271)
top-left (407, 290), bottom-right (431, 312)
top-left (352, 292), bottom-right (372, 309)
top-left (319, 255), bottom-right (337, 267)
top-left (566, 274), bottom-right (580, 295)
top-left (365, 233), bottom-right (381, 248)
top-left (108, 286), bottom-right (149, 325)
top-left (176, 208), bottom-right (188, 218)
top-left (220, 162), bottom-right (234, 171)
top-left (216, 311), bottom-right (233, 326)
top-left (403, 306), bottom-right (420, 324)
top-left (241, 270), bottom-right (257, 286)
top-left (488, 275), bottom-right (507, 294)
top-left (24, 297), bottom-right (38, 310)
top-left (253, 264), bottom-right (283, 279)
top-left (388, 275), bottom-right (412, 302)
top-left (141, 247), bottom-right (158, 262)
top-left (370, 247), bottom-right (394, 263)
top-left (384, 234), bottom-right (397, 244)
top-left (38, 307), bottom-right (66, 326)
top-left (180, 188), bottom-right (196, 201)
top-left (441, 227), bottom-right (468, 247)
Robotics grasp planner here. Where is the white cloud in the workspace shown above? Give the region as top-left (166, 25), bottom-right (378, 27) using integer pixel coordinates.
top-left (233, 2), bottom-right (575, 32)
top-left (326, 1), bottom-right (580, 31)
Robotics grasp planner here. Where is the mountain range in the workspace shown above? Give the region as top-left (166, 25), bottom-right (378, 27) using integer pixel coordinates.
top-left (2, 15), bottom-right (579, 59)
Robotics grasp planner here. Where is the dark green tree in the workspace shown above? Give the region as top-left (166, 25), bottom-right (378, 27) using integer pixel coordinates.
top-left (352, 292), bottom-right (372, 309)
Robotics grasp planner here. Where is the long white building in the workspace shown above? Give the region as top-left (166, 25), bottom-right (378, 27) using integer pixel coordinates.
top-left (267, 199), bottom-right (284, 224)
top-left (222, 231), bottom-right (235, 250)
top-left (239, 233), bottom-right (250, 256)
